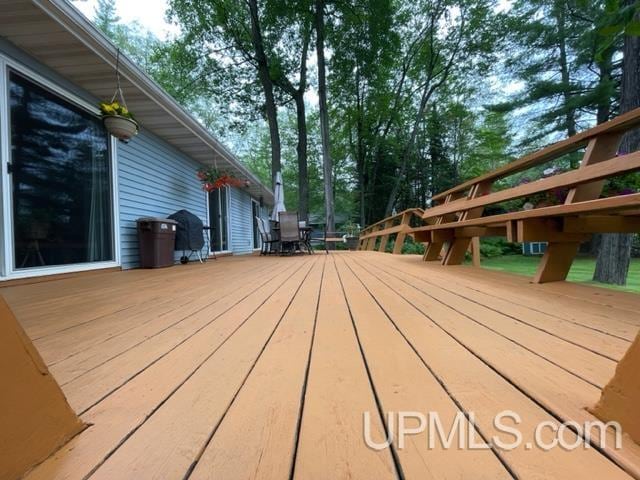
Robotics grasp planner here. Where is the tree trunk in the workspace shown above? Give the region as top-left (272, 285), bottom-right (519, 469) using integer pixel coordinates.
top-left (247, 0), bottom-right (281, 185)
top-left (594, 0), bottom-right (639, 285)
top-left (554, 2), bottom-right (577, 168)
top-left (294, 92), bottom-right (309, 222)
top-left (315, 0), bottom-right (335, 232)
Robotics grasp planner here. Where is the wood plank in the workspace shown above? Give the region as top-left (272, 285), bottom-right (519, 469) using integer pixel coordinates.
top-left (392, 211), bottom-right (413, 255)
top-left (352, 258), bottom-right (617, 389)
top-left (536, 134), bottom-right (623, 283)
top-left (62, 259), bottom-right (309, 414)
top-left (426, 150), bottom-right (640, 220)
top-left (88, 259), bottom-right (318, 480)
top-left (187, 257), bottom-right (324, 480)
top-left (370, 256), bottom-right (631, 360)
top-left (432, 106), bottom-right (640, 201)
top-left (424, 192), bottom-right (464, 261)
top-left (24, 257), bottom-right (314, 480)
top-left (370, 253), bottom-right (639, 341)
top-left (566, 133), bottom-right (623, 203)
top-left (33, 261), bottom-right (267, 363)
top-left (515, 218), bottom-right (590, 243)
top-left (563, 215), bottom-right (640, 234)
top-left (534, 242), bottom-right (582, 283)
top-left (292, 259), bottom-right (397, 479)
top-left (344, 255), bottom-right (639, 479)
top-left (334, 257), bottom-right (513, 479)
top-left (49, 261), bottom-right (284, 386)
top-left (414, 193), bottom-right (640, 234)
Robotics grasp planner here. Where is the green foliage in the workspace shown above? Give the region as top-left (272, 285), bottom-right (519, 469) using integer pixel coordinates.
top-left (480, 238), bottom-right (522, 258)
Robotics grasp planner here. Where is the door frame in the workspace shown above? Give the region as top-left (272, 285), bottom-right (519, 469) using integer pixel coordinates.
top-left (206, 186), bottom-right (231, 254)
top-left (0, 52), bottom-right (121, 281)
top-left (250, 198), bottom-right (261, 251)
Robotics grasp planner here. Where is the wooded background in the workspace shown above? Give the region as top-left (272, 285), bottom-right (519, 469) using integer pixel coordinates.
top-left (88, 0), bottom-right (640, 284)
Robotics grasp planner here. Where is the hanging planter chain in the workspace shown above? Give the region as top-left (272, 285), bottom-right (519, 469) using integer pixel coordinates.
top-left (100, 48), bottom-right (139, 142)
top-left (110, 49), bottom-right (128, 109)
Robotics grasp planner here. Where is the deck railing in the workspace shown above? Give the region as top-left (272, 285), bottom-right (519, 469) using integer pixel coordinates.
top-left (358, 208), bottom-right (424, 254)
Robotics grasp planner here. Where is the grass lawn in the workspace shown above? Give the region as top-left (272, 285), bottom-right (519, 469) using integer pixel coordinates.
top-left (478, 255), bottom-right (640, 293)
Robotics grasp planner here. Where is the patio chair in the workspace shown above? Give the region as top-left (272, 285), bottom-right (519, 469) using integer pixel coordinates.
top-left (256, 216), bottom-right (278, 255)
top-left (309, 228), bottom-right (346, 254)
top-left (278, 212), bottom-right (301, 255)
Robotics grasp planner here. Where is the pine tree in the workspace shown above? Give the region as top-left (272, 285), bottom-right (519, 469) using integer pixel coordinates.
top-left (94, 0), bottom-right (120, 38)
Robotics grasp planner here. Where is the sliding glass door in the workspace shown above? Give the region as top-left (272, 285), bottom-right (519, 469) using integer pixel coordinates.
top-left (209, 187), bottom-right (229, 252)
top-left (8, 71), bottom-right (114, 271)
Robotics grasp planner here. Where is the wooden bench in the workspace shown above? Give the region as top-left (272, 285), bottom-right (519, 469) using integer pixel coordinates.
top-left (358, 208), bottom-right (424, 254)
top-left (363, 107), bottom-right (640, 283)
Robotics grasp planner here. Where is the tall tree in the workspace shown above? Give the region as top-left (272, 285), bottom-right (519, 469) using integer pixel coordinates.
top-left (315, 0), bottom-right (334, 231)
top-left (167, 0), bottom-right (286, 185)
top-left (268, 2), bottom-right (314, 221)
top-left (594, 0), bottom-right (640, 285)
top-left (247, 0), bottom-right (282, 183)
top-left (500, 0), bottom-right (622, 152)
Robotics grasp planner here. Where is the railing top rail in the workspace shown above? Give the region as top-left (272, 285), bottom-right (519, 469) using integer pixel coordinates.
top-left (422, 150), bottom-right (640, 220)
top-left (431, 106), bottom-right (640, 202)
top-left (361, 208), bottom-right (424, 233)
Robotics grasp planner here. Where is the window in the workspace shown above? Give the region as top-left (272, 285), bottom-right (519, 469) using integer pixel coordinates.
top-left (9, 71), bottom-right (114, 269)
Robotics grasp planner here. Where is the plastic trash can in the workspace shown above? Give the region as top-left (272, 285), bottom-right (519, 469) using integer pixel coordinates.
top-left (136, 218), bottom-right (178, 268)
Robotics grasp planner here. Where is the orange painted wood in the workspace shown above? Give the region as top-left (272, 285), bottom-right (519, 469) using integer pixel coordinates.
top-left (432, 106), bottom-right (640, 201)
top-left (188, 259), bottom-right (324, 480)
top-left (293, 259), bottom-right (397, 479)
top-left (335, 257), bottom-right (512, 479)
top-left (351, 253), bottom-right (640, 477)
top-left (392, 211), bottom-right (412, 254)
top-left (442, 181), bottom-right (493, 266)
top-left (345, 255), bottom-right (636, 479)
top-left (534, 134), bottom-right (624, 283)
top-left (89, 262), bottom-right (317, 480)
top-left (424, 192), bottom-right (464, 261)
top-left (0, 297), bottom-right (83, 480)
top-left (425, 147), bottom-right (638, 221)
top-left (2, 253), bottom-right (638, 480)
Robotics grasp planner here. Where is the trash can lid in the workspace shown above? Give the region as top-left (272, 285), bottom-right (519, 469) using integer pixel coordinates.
top-left (136, 217), bottom-right (179, 224)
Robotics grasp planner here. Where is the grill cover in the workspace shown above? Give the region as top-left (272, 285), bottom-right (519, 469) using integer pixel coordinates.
top-left (168, 210), bottom-right (205, 251)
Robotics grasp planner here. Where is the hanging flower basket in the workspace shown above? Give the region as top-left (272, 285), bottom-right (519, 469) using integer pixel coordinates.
top-left (101, 107), bottom-right (139, 142)
top-left (100, 49), bottom-right (139, 143)
top-left (197, 167), bottom-right (245, 192)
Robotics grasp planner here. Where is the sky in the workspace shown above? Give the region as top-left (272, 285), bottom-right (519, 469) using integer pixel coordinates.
top-left (72, 0), bottom-right (179, 39)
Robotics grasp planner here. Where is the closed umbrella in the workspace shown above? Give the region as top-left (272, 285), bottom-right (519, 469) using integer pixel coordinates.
top-left (271, 171), bottom-right (286, 220)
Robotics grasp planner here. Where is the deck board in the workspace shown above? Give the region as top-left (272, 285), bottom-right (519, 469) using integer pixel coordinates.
top-left (1, 252), bottom-right (639, 480)
top-left (189, 256), bottom-right (324, 480)
top-left (292, 258), bottom-right (397, 479)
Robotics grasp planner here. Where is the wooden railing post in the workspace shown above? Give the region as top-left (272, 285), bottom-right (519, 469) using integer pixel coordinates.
top-left (423, 193), bottom-right (464, 261)
top-left (534, 133), bottom-right (622, 283)
top-left (441, 181), bottom-right (493, 266)
top-left (377, 219), bottom-right (395, 252)
top-left (470, 237), bottom-right (481, 267)
top-left (366, 225), bottom-right (381, 251)
top-left (393, 212), bottom-right (412, 255)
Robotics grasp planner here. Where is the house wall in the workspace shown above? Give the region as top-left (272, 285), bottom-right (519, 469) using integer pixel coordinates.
top-left (117, 132), bottom-right (208, 269)
top-left (230, 187), bottom-right (256, 254)
top-left (0, 36), bottom-right (265, 275)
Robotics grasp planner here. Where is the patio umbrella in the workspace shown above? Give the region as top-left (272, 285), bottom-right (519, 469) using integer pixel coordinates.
top-left (271, 171), bottom-right (286, 220)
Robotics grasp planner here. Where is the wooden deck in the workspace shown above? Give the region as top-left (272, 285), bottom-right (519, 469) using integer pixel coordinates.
top-left (2, 251), bottom-right (640, 480)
